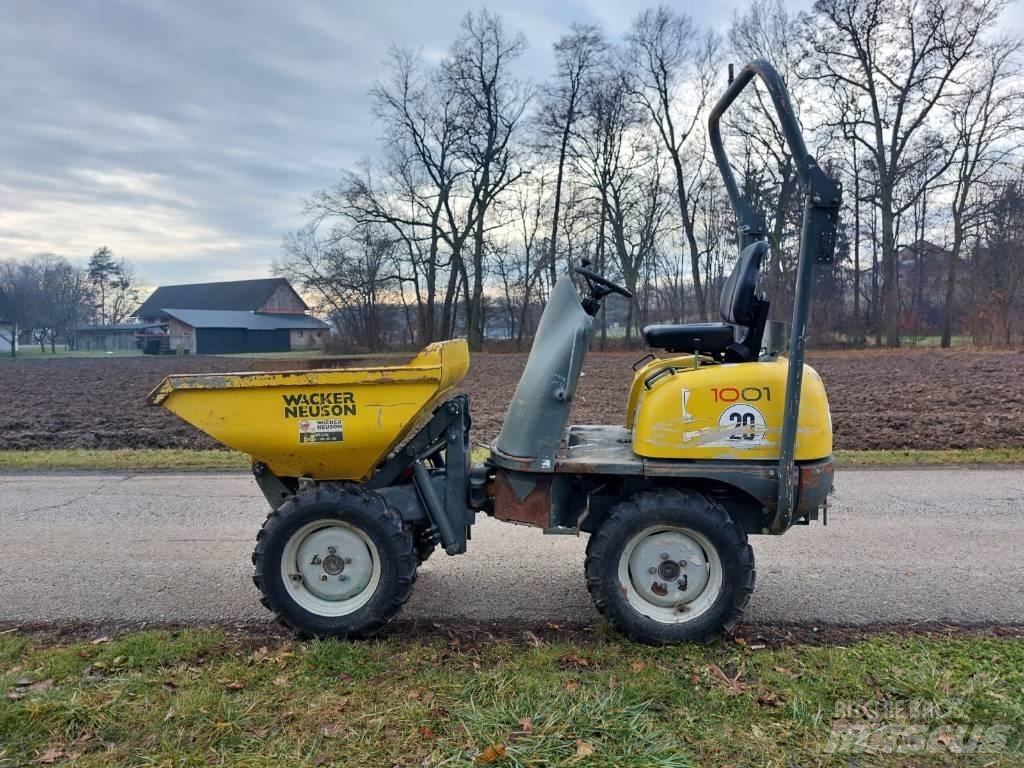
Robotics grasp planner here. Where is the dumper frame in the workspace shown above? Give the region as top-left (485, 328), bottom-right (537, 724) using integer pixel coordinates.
top-left (152, 60), bottom-right (840, 644)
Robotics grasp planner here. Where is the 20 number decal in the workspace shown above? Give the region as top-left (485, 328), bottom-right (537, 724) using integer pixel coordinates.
top-left (717, 404), bottom-right (767, 447)
top-left (728, 410), bottom-right (758, 440)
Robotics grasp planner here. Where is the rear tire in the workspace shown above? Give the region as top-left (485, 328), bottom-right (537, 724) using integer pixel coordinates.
top-left (585, 489), bottom-right (754, 645)
top-left (252, 483), bottom-right (416, 639)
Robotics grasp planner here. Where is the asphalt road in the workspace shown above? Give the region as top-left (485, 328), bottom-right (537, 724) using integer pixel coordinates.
top-left (1, 468), bottom-right (1022, 628)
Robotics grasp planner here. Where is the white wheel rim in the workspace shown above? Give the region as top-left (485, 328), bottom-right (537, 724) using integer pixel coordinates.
top-left (281, 520), bottom-right (381, 617)
top-left (617, 525), bottom-right (723, 624)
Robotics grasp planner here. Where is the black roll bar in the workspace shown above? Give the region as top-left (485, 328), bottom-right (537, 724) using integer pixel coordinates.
top-left (708, 60), bottom-right (842, 534)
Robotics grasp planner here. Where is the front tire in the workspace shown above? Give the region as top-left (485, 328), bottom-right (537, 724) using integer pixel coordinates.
top-left (585, 489), bottom-right (755, 645)
top-left (252, 483), bottom-right (416, 639)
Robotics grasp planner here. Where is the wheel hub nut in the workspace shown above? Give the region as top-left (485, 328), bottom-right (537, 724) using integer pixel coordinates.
top-left (658, 560), bottom-right (681, 581)
top-left (322, 553), bottom-right (344, 575)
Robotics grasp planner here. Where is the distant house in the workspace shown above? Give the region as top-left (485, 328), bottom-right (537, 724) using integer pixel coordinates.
top-left (76, 321), bottom-right (168, 352)
top-left (0, 287), bottom-right (16, 354)
top-left (133, 277), bottom-right (331, 355)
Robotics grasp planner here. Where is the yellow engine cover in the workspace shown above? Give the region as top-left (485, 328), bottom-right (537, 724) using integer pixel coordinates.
top-left (628, 356), bottom-right (832, 461)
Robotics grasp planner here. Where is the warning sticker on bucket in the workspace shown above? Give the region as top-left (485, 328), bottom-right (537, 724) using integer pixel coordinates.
top-left (297, 419), bottom-right (344, 443)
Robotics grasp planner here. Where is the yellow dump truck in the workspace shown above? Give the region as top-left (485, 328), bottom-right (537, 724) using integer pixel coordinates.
top-left (150, 60), bottom-right (839, 644)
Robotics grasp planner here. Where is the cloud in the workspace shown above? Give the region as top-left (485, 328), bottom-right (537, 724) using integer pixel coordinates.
top-left (0, 0), bottom-right (749, 284)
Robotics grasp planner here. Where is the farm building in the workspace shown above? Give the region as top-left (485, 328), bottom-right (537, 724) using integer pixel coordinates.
top-left (134, 277), bottom-right (330, 355)
top-left (76, 321), bottom-right (167, 352)
top-left (0, 287), bottom-right (16, 354)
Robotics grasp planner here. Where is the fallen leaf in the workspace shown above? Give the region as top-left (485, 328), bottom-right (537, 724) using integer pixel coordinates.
top-left (36, 747), bottom-right (63, 764)
top-left (163, 707), bottom-right (175, 722)
top-left (28, 679), bottom-right (54, 693)
top-left (559, 652), bottom-right (591, 668)
top-left (90, 636), bottom-right (110, 645)
top-left (223, 680), bottom-right (245, 691)
top-left (755, 691), bottom-right (782, 708)
top-left (250, 646), bottom-right (270, 663)
top-left (322, 723), bottom-right (346, 738)
top-left (937, 731), bottom-right (955, 749)
top-left (408, 689), bottom-right (422, 700)
top-left (630, 661), bottom-right (647, 673)
top-left (474, 744), bottom-right (506, 764)
top-left (565, 681), bottom-right (581, 694)
top-left (272, 675), bottom-right (290, 687)
top-left (419, 725), bottom-right (436, 739)
top-left (6, 690), bottom-right (26, 700)
top-left (707, 664), bottom-right (746, 695)
top-left (339, 673), bottom-right (354, 683)
top-left (524, 631), bottom-right (542, 648)
top-left (518, 716), bottom-right (533, 734)
top-left (575, 739), bottom-right (595, 757)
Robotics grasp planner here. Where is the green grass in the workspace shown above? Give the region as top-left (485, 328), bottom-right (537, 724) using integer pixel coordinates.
top-left (0, 449), bottom-right (249, 471)
top-left (0, 348), bottom-right (142, 360)
top-left (1, 447), bottom-right (1021, 472)
top-left (0, 629), bottom-right (1020, 766)
top-left (834, 447), bottom-right (1024, 466)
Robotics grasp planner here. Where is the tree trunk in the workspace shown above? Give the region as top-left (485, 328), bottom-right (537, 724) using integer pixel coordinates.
top-left (548, 123), bottom-right (572, 285)
top-left (880, 199), bottom-right (900, 347)
top-left (852, 154), bottom-right (862, 344)
top-left (941, 221), bottom-right (963, 349)
top-left (670, 154), bottom-right (707, 320)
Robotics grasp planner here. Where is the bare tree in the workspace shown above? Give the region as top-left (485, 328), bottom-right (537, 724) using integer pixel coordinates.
top-left (626, 6), bottom-right (720, 320)
top-left (538, 24), bottom-right (607, 286)
top-left (728, 0), bottom-right (809, 316)
top-left (445, 10), bottom-right (530, 349)
top-left (805, 0), bottom-right (1005, 345)
top-left (571, 68), bottom-right (639, 345)
top-left (492, 169), bottom-right (550, 348)
top-left (940, 36), bottom-right (1023, 346)
top-left (278, 224), bottom-right (401, 350)
top-left (0, 260), bottom-right (37, 357)
top-left (970, 172), bottom-right (1024, 344)
top-left (313, 48), bottom-right (469, 345)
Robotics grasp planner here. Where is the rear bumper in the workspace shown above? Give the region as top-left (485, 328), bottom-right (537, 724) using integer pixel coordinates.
top-left (794, 456), bottom-right (835, 522)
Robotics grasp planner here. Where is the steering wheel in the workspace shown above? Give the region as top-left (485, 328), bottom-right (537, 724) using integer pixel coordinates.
top-left (574, 264), bottom-right (633, 299)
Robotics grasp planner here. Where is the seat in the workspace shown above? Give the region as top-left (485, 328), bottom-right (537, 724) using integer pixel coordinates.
top-left (642, 323), bottom-right (735, 354)
top-left (643, 241), bottom-right (771, 362)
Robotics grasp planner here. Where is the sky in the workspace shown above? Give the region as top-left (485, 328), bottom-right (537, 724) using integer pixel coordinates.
top-left (2, 0), bottom-right (1021, 288)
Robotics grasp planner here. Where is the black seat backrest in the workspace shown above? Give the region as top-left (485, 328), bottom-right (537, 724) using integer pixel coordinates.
top-left (719, 241), bottom-right (770, 325)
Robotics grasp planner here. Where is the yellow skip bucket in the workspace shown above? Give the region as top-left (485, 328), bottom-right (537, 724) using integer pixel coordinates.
top-left (148, 340), bottom-right (469, 481)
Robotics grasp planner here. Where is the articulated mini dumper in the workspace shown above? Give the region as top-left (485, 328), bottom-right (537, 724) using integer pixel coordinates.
top-left (150, 61), bottom-right (841, 644)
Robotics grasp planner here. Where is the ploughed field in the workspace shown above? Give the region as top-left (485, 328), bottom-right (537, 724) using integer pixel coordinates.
top-left (0, 349), bottom-right (1021, 452)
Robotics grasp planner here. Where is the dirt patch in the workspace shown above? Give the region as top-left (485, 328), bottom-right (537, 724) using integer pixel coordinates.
top-left (0, 349), bottom-right (1022, 451)
top-left (2, 618), bottom-right (1020, 650)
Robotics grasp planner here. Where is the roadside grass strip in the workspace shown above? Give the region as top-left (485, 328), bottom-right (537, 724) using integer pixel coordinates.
top-left (1, 629), bottom-right (1021, 766)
